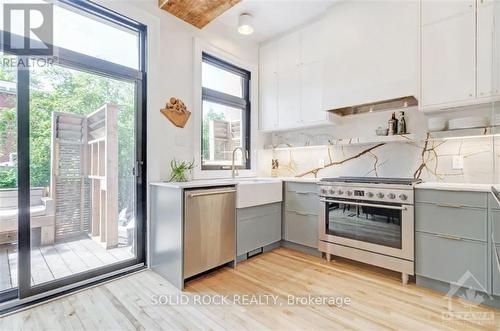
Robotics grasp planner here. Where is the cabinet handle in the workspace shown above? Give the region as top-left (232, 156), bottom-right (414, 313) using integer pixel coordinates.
top-left (290, 210), bottom-right (314, 216)
top-left (296, 191), bottom-right (312, 195)
top-left (436, 203), bottom-right (463, 209)
top-left (435, 234), bottom-right (463, 241)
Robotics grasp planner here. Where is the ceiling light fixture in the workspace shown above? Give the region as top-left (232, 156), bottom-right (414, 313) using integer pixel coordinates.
top-left (238, 13), bottom-right (254, 35)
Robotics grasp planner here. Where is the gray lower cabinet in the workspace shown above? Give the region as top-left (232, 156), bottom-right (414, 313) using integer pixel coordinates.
top-left (283, 182), bottom-right (319, 248)
top-left (416, 232), bottom-right (488, 292)
top-left (493, 245), bottom-right (500, 296)
top-left (284, 211), bottom-right (318, 248)
top-left (415, 188), bottom-right (490, 294)
top-left (237, 203), bottom-right (281, 256)
top-left (415, 203), bottom-right (487, 241)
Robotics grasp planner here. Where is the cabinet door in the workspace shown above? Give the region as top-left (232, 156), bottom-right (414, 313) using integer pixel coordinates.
top-left (416, 232), bottom-right (488, 292)
top-left (493, 244), bottom-right (500, 296)
top-left (275, 31), bottom-right (301, 129)
top-left (421, 0), bottom-right (475, 25)
top-left (259, 42), bottom-right (279, 131)
top-left (421, 12), bottom-right (476, 107)
top-left (277, 68), bottom-right (301, 129)
top-left (284, 211), bottom-right (318, 248)
top-left (277, 31), bottom-right (301, 72)
top-left (477, 2), bottom-right (500, 98)
top-left (300, 61), bottom-right (328, 125)
top-left (301, 20), bottom-right (329, 64)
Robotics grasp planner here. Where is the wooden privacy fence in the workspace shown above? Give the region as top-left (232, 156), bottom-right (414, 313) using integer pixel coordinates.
top-left (50, 105), bottom-right (118, 248)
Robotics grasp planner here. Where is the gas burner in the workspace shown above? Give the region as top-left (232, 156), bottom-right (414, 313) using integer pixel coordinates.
top-left (320, 177), bottom-right (422, 186)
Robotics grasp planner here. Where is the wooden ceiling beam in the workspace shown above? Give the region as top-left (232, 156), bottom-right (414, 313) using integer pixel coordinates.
top-left (159, 0), bottom-right (241, 29)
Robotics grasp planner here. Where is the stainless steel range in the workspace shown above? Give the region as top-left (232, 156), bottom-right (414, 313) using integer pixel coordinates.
top-left (318, 177), bottom-right (422, 284)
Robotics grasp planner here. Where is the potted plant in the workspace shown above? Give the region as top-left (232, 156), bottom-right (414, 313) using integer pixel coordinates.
top-left (168, 159), bottom-right (195, 182)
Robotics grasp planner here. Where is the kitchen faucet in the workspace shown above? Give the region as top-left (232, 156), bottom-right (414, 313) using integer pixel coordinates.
top-left (231, 146), bottom-right (246, 179)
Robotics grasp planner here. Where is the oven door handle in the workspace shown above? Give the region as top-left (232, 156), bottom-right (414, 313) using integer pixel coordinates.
top-left (319, 199), bottom-right (407, 211)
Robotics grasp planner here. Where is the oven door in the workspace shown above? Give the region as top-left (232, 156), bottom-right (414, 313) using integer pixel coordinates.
top-left (319, 197), bottom-right (414, 260)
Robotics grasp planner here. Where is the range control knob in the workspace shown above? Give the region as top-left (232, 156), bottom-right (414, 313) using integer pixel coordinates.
top-left (329, 189), bottom-right (336, 195)
top-left (399, 194), bottom-right (408, 201)
top-left (321, 188), bottom-right (328, 194)
top-left (337, 190), bottom-right (344, 195)
top-left (388, 193), bottom-right (396, 199)
top-left (366, 192), bottom-right (374, 198)
top-left (347, 191), bottom-right (353, 196)
top-left (377, 192), bottom-right (385, 199)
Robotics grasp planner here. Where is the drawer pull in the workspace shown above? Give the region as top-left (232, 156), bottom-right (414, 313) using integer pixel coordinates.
top-left (295, 191), bottom-right (313, 195)
top-left (436, 203), bottom-right (463, 209)
top-left (435, 234), bottom-right (463, 241)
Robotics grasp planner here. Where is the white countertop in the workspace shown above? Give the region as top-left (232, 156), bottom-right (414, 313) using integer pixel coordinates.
top-left (150, 179), bottom-right (239, 189)
top-left (149, 176), bottom-right (323, 189)
top-left (279, 177), bottom-right (321, 183)
top-left (415, 182), bottom-right (499, 193)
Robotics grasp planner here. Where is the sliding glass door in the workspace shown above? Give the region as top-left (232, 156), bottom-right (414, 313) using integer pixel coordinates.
top-left (0, 52), bottom-right (19, 302)
top-left (0, 1), bottom-right (146, 304)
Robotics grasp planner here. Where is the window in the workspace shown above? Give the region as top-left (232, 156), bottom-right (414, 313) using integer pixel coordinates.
top-left (201, 53), bottom-right (250, 170)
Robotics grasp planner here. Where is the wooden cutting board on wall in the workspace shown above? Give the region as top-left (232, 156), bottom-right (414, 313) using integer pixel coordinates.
top-left (158, 0), bottom-right (241, 29)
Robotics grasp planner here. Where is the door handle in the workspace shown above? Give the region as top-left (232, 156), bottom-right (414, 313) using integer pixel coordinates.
top-left (188, 189), bottom-right (236, 198)
top-left (320, 199), bottom-right (407, 211)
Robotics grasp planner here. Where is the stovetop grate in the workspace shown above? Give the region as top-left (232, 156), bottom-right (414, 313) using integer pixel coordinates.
top-left (320, 177), bottom-right (422, 185)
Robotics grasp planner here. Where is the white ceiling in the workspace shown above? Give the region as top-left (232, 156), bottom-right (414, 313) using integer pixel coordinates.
top-left (212, 0), bottom-right (338, 43)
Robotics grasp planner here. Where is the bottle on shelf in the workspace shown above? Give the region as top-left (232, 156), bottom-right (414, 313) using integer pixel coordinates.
top-left (397, 111), bottom-right (407, 135)
top-left (388, 112), bottom-right (397, 135)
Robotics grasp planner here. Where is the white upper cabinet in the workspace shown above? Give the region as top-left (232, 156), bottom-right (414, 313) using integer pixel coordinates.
top-left (301, 20), bottom-right (329, 64)
top-left (421, 11), bottom-right (476, 107)
top-left (277, 31), bottom-right (301, 129)
top-left (420, 0), bottom-right (500, 111)
top-left (259, 42), bottom-right (279, 131)
top-left (277, 67), bottom-right (301, 128)
top-left (259, 27), bottom-right (333, 131)
top-left (322, 1), bottom-right (419, 111)
top-left (277, 31), bottom-right (301, 72)
top-left (477, 1), bottom-right (499, 99)
top-left (421, 0), bottom-right (475, 25)
top-left (301, 61), bottom-right (328, 125)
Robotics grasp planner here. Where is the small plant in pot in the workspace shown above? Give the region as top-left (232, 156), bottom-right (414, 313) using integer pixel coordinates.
top-left (168, 159), bottom-right (195, 182)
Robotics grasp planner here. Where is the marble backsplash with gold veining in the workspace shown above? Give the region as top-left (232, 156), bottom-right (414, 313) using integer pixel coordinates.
top-left (257, 108), bottom-right (499, 184)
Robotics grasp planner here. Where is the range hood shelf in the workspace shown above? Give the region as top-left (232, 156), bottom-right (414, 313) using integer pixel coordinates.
top-left (327, 96), bottom-right (418, 117)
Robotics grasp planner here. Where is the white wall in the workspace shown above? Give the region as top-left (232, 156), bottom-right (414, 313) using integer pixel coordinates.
top-left (95, 0), bottom-right (268, 183)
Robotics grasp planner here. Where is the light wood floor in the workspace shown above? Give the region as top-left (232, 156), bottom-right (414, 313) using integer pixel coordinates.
top-left (1, 247), bottom-right (500, 330)
top-left (0, 236), bottom-right (134, 291)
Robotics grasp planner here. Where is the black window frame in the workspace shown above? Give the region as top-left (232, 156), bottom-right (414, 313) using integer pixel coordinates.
top-left (201, 52), bottom-right (251, 171)
top-left (0, 0), bottom-right (147, 309)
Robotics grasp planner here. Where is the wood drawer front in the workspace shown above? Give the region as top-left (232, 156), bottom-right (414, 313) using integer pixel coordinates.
top-left (285, 182), bottom-right (318, 195)
top-left (237, 204), bottom-right (281, 256)
top-left (285, 191), bottom-right (320, 215)
top-left (416, 232), bottom-right (488, 292)
top-left (493, 245), bottom-right (500, 296)
top-left (415, 189), bottom-right (487, 209)
top-left (415, 203), bottom-right (487, 241)
top-left (284, 211), bottom-right (319, 248)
